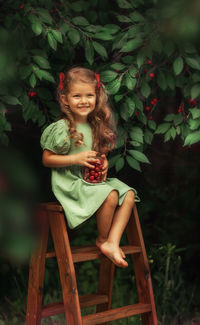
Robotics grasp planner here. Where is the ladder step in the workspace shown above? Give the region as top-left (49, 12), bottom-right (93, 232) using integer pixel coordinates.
top-left (41, 293), bottom-right (108, 318)
top-left (82, 303), bottom-right (152, 325)
top-left (46, 245), bottom-right (141, 262)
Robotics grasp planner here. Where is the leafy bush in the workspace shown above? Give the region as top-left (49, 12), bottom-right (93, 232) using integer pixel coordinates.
top-left (1, 0), bottom-right (200, 172)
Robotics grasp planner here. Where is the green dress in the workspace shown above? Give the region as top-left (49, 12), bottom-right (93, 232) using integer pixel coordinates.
top-left (40, 119), bottom-right (140, 229)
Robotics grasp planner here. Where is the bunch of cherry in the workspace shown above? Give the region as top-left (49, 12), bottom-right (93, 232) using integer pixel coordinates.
top-left (83, 157), bottom-right (104, 183)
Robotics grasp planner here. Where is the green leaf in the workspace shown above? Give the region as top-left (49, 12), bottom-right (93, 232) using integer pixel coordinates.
top-left (47, 32), bottom-right (57, 50)
top-left (126, 97), bottom-right (135, 116)
top-left (124, 73), bottom-right (136, 90)
top-left (166, 74), bottom-right (175, 90)
top-left (188, 118), bottom-right (200, 130)
top-left (155, 123), bottom-right (171, 134)
top-left (148, 119), bottom-right (156, 130)
top-left (110, 63), bottom-right (125, 71)
top-left (36, 8), bottom-right (53, 24)
top-left (185, 57), bottom-right (200, 71)
top-left (164, 114), bottom-right (175, 122)
top-left (19, 66), bottom-right (32, 79)
top-left (116, 15), bottom-right (132, 23)
top-left (136, 51), bottom-right (146, 68)
top-left (93, 33), bottom-right (113, 41)
top-left (129, 126), bottom-right (143, 143)
top-left (29, 73), bottom-right (37, 88)
top-left (141, 81), bottom-right (151, 98)
top-left (129, 11), bottom-right (144, 22)
top-left (108, 154), bottom-right (121, 168)
top-left (85, 40), bottom-right (94, 66)
top-left (120, 103), bottom-right (130, 121)
top-left (174, 114), bottom-right (183, 125)
top-left (117, 0), bottom-right (132, 9)
top-left (106, 79), bottom-right (121, 95)
top-left (2, 96), bottom-right (21, 105)
top-left (32, 22), bottom-right (43, 36)
top-left (189, 108), bottom-right (200, 119)
top-left (36, 70), bottom-right (55, 83)
top-left (33, 56), bottom-right (50, 69)
top-left (144, 129), bottom-right (153, 144)
top-left (92, 41), bottom-right (108, 59)
top-left (191, 84), bottom-right (200, 99)
top-left (51, 30), bottom-right (63, 44)
top-left (104, 24), bottom-right (120, 34)
top-left (126, 155), bottom-right (141, 172)
top-left (129, 66), bottom-right (138, 77)
top-left (115, 157), bottom-right (125, 173)
top-left (72, 16), bottom-right (89, 26)
top-left (128, 149), bottom-right (150, 164)
top-left (157, 72), bottom-right (167, 90)
top-left (114, 94), bottom-right (123, 102)
top-left (120, 38), bottom-right (142, 53)
top-left (100, 71), bottom-right (118, 82)
top-left (68, 29), bottom-right (80, 45)
top-left (170, 126), bottom-right (176, 139)
top-left (184, 130), bottom-right (200, 146)
top-left (132, 94), bottom-right (143, 111)
top-left (173, 56), bottom-right (184, 75)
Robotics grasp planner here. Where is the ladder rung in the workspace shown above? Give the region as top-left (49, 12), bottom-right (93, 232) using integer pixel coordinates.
top-left (41, 293), bottom-right (108, 318)
top-left (46, 245), bottom-right (142, 262)
top-left (82, 303), bottom-right (152, 325)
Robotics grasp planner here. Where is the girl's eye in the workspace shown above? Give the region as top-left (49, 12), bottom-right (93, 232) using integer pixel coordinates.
top-left (73, 95), bottom-right (80, 98)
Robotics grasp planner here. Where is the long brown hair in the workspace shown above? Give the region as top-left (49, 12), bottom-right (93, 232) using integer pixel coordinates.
top-left (57, 67), bottom-right (116, 154)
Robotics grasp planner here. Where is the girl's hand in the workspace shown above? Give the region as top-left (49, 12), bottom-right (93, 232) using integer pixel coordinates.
top-left (101, 154), bottom-right (108, 181)
top-left (74, 150), bottom-right (99, 169)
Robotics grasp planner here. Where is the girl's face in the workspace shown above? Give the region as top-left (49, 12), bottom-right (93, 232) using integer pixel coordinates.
top-left (61, 81), bottom-right (96, 123)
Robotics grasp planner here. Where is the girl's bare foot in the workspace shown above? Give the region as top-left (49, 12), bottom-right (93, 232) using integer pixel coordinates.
top-left (96, 238), bottom-right (128, 268)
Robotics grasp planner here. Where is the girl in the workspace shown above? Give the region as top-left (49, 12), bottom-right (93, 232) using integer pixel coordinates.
top-left (40, 67), bottom-right (140, 268)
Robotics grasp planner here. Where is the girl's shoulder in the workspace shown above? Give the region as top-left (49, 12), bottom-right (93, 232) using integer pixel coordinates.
top-left (40, 118), bottom-right (70, 153)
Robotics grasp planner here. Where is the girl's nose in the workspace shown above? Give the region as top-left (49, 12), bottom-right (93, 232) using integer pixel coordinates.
top-left (80, 96), bottom-right (88, 104)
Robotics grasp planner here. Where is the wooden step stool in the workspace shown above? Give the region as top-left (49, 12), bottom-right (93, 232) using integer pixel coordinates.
top-left (26, 202), bottom-right (158, 325)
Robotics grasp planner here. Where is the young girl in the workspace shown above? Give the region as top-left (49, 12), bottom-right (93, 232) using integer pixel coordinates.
top-left (40, 67), bottom-right (140, 268)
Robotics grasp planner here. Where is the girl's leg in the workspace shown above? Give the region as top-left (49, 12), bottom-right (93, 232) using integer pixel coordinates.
top-left (97, 190), bottom-right (135, 268)
top-left (96, 190), bottom-right (118, 244)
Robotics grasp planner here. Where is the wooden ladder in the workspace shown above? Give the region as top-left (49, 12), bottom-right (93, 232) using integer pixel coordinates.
top-left (26, 202), bottom-right (158, 325)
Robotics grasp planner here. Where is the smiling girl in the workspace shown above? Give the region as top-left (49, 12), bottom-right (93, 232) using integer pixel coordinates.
top-left (40, 67), bottom-right (140, 268)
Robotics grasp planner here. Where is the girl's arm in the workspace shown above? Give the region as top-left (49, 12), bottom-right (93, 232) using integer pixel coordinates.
top-left (42, 149), bottom-right (99, 169)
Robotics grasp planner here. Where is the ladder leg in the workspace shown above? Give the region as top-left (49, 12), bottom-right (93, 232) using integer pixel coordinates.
top-left (26, 208), bottom-right (49, 325)
top-left (126, 205), bottom-right (158, 325)
top-left (48, 210), bottom-right (82, 325)
top-left (96, 255), bottom-right (115, 325)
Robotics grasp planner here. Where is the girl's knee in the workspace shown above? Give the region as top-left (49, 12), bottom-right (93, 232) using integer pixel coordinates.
top-left (105, 190), bottom-right (119, 208)
top-left (124, 190), bottom-right (135, 206)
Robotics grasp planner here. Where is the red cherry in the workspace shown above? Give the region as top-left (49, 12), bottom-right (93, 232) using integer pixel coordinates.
top-left (177, 107), bottom-right (182, 113)
top-left (153, 98), bottom-right (158, 103)
top-left (135, 73), bottom-right (138, 78)
top-left (92, 180), bottom-right (97, 183)
top-left (149, 115), bottom-right (153, 120)
top-left (145, 106), bottom-right (150, 111)
top-left (150, 100), bottom-right (155, 105)
top-left (89, 175), bottom-right (94, 180)
top-left (144, 69), bottom-right (148, 73)
top-left (95, 167), bottom-right (100, 172)
top-left (5, 109), bottom-right (8, 114)
top-left (135, 111), bottom-right (139, 116)
top-left (148, 60), bottom-right (152, 64)
top-left (94, 173), bottom-right (99, 178)
top-left (20, 4), bottom-right (25, 9)
top-left (149, 73), bottom-right (155, 78)
top-left (90, 170), bottom-right (95, 175)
